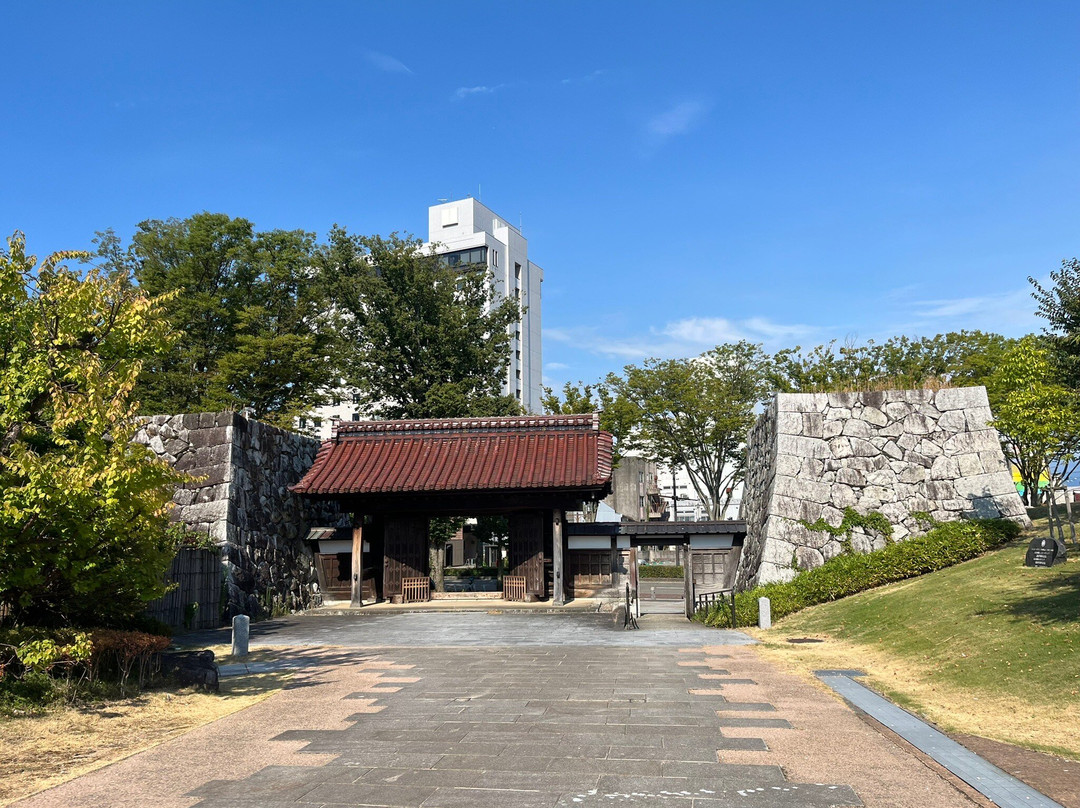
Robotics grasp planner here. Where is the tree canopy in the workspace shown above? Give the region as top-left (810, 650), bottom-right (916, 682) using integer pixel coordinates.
top-left (321, 228), bottom-right (522, 420)
top-left (989, 336), bottom-right (1080, 506)
top-left (607, 341), bottom-right (770, 520)
top-left (1030, 258), bottom-right (1080, 387)
top-left (97, 214), bottom-right (334, 426)
top-left (0, 233), bottom-right (184, 626)
top-left (769, 331), bottom-right (1016, 394)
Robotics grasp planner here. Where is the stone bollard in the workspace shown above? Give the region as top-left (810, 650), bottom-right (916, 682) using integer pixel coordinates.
top-left (231, 614), bottom-right (250, 658)
top-left (758, 597), bottom-right (772, 630)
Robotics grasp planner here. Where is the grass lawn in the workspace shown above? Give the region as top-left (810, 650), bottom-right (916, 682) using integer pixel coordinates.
top-left (0, 649), bottom-right (288, 807)
top-left (751, 518), bottom-right (1080, 760)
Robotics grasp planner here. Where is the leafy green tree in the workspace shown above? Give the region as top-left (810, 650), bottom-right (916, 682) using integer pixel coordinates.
top-left (0, 233), bottom-right (184, 626)
top-left (97, 214), bottom-right (333, 425)
top-left (770, 332), bottom-right (1016, 393)
top-left (989, 337), bottom-right (1080, 506)
top-left (608, 341), bottom-right (769, 519)
top-left (321, 228), bottom-right (522, 419)
top-left (1030, 258), bottom-right (1080, 386)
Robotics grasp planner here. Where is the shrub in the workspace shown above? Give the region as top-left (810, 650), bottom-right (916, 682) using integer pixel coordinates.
top-left (444, 567), bottom-right (499, 578)
top-left (697, 518), bottom-right (1021, 628)
top-left (88, 629), bottom-right (172, 695)
top-left (639, 564), bottom-right (684, 579)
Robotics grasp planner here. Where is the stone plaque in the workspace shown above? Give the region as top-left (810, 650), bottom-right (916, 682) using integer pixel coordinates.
top-left (1024, 536), bottom-right (1067, 568)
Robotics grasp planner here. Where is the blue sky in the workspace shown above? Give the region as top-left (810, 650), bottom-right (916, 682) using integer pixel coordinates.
top-left (3, 1), bottom-right (1078, 390)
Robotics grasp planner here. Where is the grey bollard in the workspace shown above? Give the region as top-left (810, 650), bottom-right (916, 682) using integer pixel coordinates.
top-left (231, 614), bottom-right (250, 658)
top-left (758, 597), bottom-right (772, 630)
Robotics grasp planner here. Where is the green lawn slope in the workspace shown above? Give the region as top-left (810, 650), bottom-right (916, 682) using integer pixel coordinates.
top-left (753, 520), bottom-right (1079, 759)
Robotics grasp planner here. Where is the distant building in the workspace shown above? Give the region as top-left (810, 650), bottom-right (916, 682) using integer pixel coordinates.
top-left (309, 198), bottom-right (544, 438)
top-left (657, 463), bottom-right (743, 521)
top-left (604, 456), bottom-right (666, 522)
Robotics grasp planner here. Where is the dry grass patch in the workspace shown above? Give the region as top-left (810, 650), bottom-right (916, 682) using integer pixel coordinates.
top-left (0, 665), bottom-right (287, 806)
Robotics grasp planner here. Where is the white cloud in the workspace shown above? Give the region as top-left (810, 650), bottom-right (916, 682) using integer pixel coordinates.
top-left (646, 100), bottom-right (709, 140)
top-left (545, 361), bottom-right (570, 370)
top-left (546, 316), bottom-right (817, 362)
top-left (561, 69), bottom-right (607, 85)
top-left (363, 50), bottom-right (413, 75)
top-left (454, 84), bottom-right (504, 100)
top-left (907, 286), bottom-right (1040, 334)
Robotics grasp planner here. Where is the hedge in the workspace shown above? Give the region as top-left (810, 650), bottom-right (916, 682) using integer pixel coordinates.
top-left (639, 564), bottom-right (685, 579)
top-left (696, 518), bottom-right (1021, 628)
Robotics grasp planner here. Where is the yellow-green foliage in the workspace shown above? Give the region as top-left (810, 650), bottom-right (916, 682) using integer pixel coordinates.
top-left (0, 233), bottom-right (186, 626)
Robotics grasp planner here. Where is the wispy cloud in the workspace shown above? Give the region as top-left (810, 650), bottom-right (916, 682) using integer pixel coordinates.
top-left (364, 50), bottom-right (413, 75)
top-left (454, 84), bottom-right (505, 100)
top-left (545, 361), bottom-right (570, 371)
top-left (907, 286), bottom-right (1039, 333)
top-left (547, 316), bottom-right (818, 362)
top-left (561, 69), bottom-right (607, 85)
top-left (646, 99), bottom-right (709, 141)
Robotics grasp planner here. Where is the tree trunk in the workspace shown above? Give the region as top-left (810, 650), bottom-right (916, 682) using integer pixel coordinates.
top-left (429, 543), bottom-right (445, 592)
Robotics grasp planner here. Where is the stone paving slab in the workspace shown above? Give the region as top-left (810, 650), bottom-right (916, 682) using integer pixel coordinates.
top-left (14, 612), bottom-right (1021, 808)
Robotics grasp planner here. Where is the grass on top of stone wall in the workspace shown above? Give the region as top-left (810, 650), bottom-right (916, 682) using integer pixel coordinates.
top-left (696, 518), bottom-right (1022, 628)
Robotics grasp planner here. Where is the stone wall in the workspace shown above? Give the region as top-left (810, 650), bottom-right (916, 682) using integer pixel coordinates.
top-left (136, 413), bottom-right (341, 619)
top-left (735, 387), bottom-right (1030, 589)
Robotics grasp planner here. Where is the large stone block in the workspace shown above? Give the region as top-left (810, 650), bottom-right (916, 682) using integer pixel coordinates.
top-left (935, 386), bottom-right (987, 411)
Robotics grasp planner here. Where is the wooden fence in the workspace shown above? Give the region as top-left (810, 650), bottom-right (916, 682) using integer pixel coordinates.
top-left (502, 575), bottom-right (527, 602)
top-left (401, 577), bottom-right (431, 603)
top-left (145, 548), bottom-right (222, 630)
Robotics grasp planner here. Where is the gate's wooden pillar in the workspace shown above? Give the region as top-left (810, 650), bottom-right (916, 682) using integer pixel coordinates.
top-left (552, 509), bottom-right (566, 605)
top-left (350, 518), bottom-right (364, 607)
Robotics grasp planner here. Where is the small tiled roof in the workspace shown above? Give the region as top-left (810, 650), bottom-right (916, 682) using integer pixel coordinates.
top-left (291, 414), bottom-right (613, 496)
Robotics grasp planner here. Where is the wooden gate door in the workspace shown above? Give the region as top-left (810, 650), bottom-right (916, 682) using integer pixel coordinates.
top-left (508, 511), bottom-right (545, 598)
top-left (383, 515), bottom-right (428, 600)
top-left (689, 547), bottom-right (741, 592)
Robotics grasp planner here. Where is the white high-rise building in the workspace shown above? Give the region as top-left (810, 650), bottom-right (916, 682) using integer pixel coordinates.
top-left (427, 198), bottom-right (543, 414)
top-left (307, 198), bottom-right (543, 439)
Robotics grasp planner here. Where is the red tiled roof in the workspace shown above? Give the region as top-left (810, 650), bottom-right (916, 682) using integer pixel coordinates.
top-left (291, 414), bottom-right (614, 496)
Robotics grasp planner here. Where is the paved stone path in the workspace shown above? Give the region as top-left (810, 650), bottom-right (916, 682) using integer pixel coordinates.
top-left (17, 613), bottom-right (987, 808)
top-left (190, 611), bottom-right (754, 649)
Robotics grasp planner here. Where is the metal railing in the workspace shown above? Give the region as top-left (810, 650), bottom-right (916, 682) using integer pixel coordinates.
top-left (401, 577), bottom-right (431, 603)
top-left (502, 575), bottom-right (527, 602)
top-left (695, 588), bottom-right (737, 628)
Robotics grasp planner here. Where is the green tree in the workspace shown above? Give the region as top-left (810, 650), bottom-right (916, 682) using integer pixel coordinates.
top-left (321, 228), bottom-right (522, 419)
top-left (989, 337), bottom-right (1080, 506)
top-left (770, 331), bottom-right (1016, 394)
top-left (608, 341), bottom-right (769, 520)
top-left (98, 214), bottom-right (333, 425)
top-left (0, 233), bottom-right (184, 626)
top-left (1030, 258), bottom-right (1080, 386)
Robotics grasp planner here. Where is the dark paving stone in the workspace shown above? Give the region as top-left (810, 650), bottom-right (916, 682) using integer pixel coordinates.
top-left (715, 702), bottom-right (777, 712)
top-left (184, 615), bottom-right (862, 808)
top-left (717, 717), bottom-right (793, 729)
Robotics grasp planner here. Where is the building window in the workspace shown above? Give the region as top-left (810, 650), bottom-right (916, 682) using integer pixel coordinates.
top-left (516, 350), bottom-right (521, 361)
top-left (515, 263), bottom-right (521, 281)
top-left (314, 418), bottom-right (323, 428)
top-left (351, 413), bottom-right (360, 421)
top-left (516, 389), bottom-right (522, 400)
top-left (351, 392), bottom-right (361, 404)
top-left (439, 247), bottom-right (487, 268)
top-left (299, 417), bottom-right (307, 429)
top-left (516, 369), bottom-right (521, 380)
